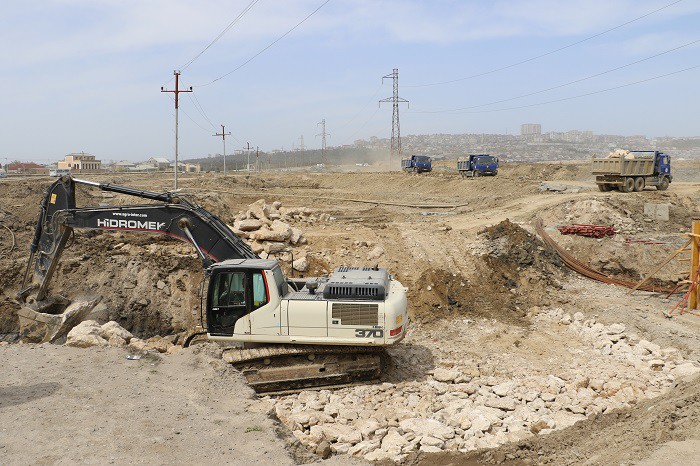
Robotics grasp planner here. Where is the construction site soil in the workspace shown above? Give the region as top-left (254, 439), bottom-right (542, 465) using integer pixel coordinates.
top-left (1, 160), bottom-right (700, 465)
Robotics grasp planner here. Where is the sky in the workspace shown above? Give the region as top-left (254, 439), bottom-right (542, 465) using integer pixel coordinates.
top-left (2, 0), bottom-right (700, 163)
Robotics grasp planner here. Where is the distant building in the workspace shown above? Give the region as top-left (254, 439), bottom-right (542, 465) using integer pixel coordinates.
top-left (134, 163), bottom-right (158, 172)
top-left (147, 157), bottom-right (171, 170)
top-left (172, 162), bottom-right (201, 173)
top-left (7, 162), bottom-right (47, 174)
top-left (520, 124), bottom-right (542, 136)
top-left (112, 160), bottom-right (136, 172)
top-left (57, 152), bottom-right (102, 171)
top-left (183, 163), bottom-right (201, 173)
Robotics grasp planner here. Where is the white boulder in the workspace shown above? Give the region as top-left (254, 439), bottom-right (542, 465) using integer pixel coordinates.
top-left (66, 320), bottom-right (108, 348)
top-left (399, 418), bottom-right (455, 440)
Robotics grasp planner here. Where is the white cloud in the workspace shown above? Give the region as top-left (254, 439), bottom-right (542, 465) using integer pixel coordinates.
top-left (5, 0), bottom-right (697, 69)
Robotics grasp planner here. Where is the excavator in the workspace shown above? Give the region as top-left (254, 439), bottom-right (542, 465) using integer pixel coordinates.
top-left (17, 176), bottom-right (408, 393)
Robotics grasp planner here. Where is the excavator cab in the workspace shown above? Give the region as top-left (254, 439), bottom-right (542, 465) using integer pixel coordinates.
top-left (209, 270), bottom-right (247, 335)
top-left (206, 260), bottom-right (278, 336)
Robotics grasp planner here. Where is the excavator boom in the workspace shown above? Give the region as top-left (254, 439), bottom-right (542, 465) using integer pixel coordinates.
top-left (20, 176), bottom-right (258, 302)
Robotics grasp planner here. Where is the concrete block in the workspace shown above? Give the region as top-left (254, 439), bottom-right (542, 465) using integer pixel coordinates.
top-left (644, 203), bottom-right (669, 221)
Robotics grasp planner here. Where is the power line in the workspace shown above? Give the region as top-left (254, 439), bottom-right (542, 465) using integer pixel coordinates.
top-left (181, 107), bottom-right (217, 133)
top-left (180, 0), bottom-right (261, 71)
top-left (405, 0), bottom-right (685, 88)
top-left (187, 92), bottom-right (217, 129)
top-left (412, 37), bottom-right (700, 113)
top-left (432, 63), bottom-right (700, 114)
top-left (183, 91), bottom-right (245, 144)
top-left (166, 92), bottom-right (219, 134)
top-left (196, 0), bottom-right (332, 87)
top-left (334, 83), bottom-right (384, 131)
top-left (341, 107), bottom-right (380, 146)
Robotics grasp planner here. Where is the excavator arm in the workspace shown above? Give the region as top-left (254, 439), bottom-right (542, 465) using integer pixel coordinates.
top-left (19, 176), bottom-right (259, 303)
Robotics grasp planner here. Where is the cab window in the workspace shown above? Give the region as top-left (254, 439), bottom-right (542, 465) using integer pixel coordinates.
top-left (252, 272), bottom-right (268, 309)
top-left (272, 266), bottom-right (286, 297)
top-left (213, 272), bottom-right (246, 307)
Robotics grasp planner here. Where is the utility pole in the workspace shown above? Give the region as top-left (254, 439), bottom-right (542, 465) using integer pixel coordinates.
top-left (316, 119), bottom-right (329, 164)
top-left (161, 70), bottom-right (192, 189)
top-left (298, 135), bottom-right (305, 167)
top-left (255, 146), bottom-right (260, 172)
top-left (245, 142), bottom-right (252, 172)
top-left (213, 125), bottom-right (231, 176)
top-left (379, 68), bottom-right (408, 166)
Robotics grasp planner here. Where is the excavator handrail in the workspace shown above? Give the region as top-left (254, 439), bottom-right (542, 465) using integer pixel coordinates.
top-left (72, 177), bottom-right (178, 203)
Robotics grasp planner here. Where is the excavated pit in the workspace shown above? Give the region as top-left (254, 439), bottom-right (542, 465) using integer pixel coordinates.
top-left (411, 220), bottom-right (567, 326)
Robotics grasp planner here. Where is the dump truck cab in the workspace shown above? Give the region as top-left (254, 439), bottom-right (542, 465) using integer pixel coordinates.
top-left (401, 155), bottom-right (432, 173)
top-left (458, 154), bottom-right (499, 177)
top-left (649, 151), bottom-right (671, 179)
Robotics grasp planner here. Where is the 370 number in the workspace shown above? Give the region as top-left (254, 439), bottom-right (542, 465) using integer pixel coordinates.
top-left (355, 329), bottom-right (384, 338)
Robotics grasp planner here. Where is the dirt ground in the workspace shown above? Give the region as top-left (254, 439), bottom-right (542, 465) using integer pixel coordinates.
top-left (1, 160), bottom-right (699, 465)
top-left (0, 342), bottom-right (365, 466)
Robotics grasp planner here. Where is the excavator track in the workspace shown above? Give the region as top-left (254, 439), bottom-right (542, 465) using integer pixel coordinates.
top-left (222, 345), bottom-right (387, 394)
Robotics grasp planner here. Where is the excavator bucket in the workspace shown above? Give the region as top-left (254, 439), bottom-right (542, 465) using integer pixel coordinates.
top-left (18, 296), bottom-right (101, 343)
top-left (16, 176), bottom-right (101, 342)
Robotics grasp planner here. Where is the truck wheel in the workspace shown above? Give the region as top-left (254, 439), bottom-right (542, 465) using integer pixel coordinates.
top-left (598, 183), bottom-right (612, 192)
top-left (633, 177), bottom-right (645, 192)
top-left (657, 177), bottom-right (670, 191)
top-left (621, 177), bottom-right (634, 193)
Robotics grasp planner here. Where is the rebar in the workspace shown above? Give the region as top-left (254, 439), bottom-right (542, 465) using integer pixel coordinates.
top-left (536, 220), bottom-right (677, 294)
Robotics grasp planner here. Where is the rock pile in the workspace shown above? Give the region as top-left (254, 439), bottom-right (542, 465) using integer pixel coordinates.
top-left (559, 198), bottom-right (636, 232)
top-left (66, 320), bottom-right (182, 354)
top-left (606, 149), bottom-right (633, 159)
top-left (541, 308), bottom-right (700, 381)
top-left (269, 310), bottom-right (699, 462)
top-left (230, 199), bottom-right (332, 272)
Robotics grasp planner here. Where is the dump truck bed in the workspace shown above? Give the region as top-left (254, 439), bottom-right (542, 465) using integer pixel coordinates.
top-left (591, 157), bottom-right (655, 176)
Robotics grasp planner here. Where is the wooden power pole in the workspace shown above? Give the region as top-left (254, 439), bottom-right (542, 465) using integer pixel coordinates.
top-left (161, 70), bottom-right (192, 189)
top-left (213, 125), bottom-right (232, 176)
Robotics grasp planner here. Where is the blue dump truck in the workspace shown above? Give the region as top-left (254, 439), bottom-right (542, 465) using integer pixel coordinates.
top-left (591, 150), bottom-right (671, 192)
top-left (401, 155), bottom-right (432, 173)
top-left (457, 154), bottom-right (499, 178)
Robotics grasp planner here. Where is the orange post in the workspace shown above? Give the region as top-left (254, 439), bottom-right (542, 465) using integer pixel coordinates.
top-left (691, 221), bottom-right (700, 309)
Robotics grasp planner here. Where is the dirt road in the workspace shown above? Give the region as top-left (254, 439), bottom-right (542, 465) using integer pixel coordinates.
top-left (0, 343), bottom-right (363, 465)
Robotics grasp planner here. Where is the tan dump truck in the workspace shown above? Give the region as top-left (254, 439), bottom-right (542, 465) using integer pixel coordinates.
top-left (591, 150), bottom-right (671, 193)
